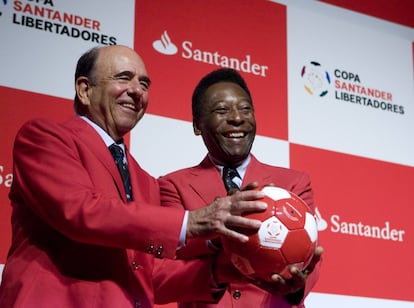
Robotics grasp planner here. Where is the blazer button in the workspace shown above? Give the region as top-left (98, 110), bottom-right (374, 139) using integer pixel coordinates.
top-left (233, 289), bottom-right (241, 300)
top-left (156, 245), bottom-right (163, 257)
top-left (147, 244), bottom-right (154, 254)
top-left (134, 299), bottom-right (141, 307)
top-left (131, 261), bottom-right (139, 270)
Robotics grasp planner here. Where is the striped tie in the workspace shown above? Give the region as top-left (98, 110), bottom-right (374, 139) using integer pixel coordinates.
top-left (109, 144), bottom-right (133, 202)
top-left (222, 167), bottom-right (240, 192)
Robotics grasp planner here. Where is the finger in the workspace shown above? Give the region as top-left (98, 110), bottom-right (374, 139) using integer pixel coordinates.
top-left (305, 246), bottom-right (324, 272)
top-left (290, 266), bottom-right (307, 281)
top-left (240, 181), bottom-right (260, 191)
top-left (270, 273), bottom-right (284, 283)
top-left (315, 245), bottom-right (324, 257)
top-left (225, 215), bottom-right (263, 230)
top-left (230, 200), bottom-right (267, 215)
top-left (227, 187), bottom-right (240, 196)
top-left (231, 190), bottom-right (265, 202)
top-left (220, 227), bottom-right (250, 243)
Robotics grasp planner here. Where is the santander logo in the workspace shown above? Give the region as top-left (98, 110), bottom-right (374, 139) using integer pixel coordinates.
top-left (152, 30), bottom-right (269, 77)
top-left (315, 207), bottom-right (405, 242)
top-left (152, 31), bottom-right (177, 55)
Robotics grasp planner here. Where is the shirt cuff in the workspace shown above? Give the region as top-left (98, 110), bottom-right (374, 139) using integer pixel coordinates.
top-left (177, 210), bottom-right (189, 250)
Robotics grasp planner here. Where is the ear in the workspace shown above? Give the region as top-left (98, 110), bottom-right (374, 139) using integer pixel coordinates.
top-left (193, 121), bottom-right (201, 136)
top-left (75, 76), bottom-right (92, 106)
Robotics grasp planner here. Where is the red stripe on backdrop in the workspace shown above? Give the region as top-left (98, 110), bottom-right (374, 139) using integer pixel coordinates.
top-left (319, 0), bottom-right (414, 28)
top-left (290, 143), bottom-right (414, 301)
top-left (0, 86), bottom-right (73, 263)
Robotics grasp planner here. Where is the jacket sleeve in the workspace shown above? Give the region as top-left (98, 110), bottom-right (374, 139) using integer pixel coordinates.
top-left (153, 257), bottom-right (226, 304)
top-left (11, 118), bottom-right (184, 258)
top-left (158, 175), bottom-right (216, 259)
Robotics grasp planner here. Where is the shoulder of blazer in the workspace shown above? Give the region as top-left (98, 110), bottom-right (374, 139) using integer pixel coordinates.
top-left (245, 154), bottom-right (308, 185)
top-left (159, 155), bottom-right (214, 180)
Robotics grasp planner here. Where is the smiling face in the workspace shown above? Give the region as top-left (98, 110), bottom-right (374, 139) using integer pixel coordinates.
top-left (76, 45), bottom-right (151, 141)
top-left (194, 81), bottom-right (256, 167)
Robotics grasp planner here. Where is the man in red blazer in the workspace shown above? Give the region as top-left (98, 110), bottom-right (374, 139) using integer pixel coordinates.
top-left (0, 46), bottom-right (268, 307)
top-left (159, 68), bottom-right (323, 307)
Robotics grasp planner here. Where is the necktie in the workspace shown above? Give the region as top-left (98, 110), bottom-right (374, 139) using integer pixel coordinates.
top-left (109, 144), bottom-right (133, 202)
top-left (222, 166), bottom-right (240, 192)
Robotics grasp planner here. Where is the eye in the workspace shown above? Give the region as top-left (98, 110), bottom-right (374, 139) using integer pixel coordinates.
top-left (140, 80), bottom-right (150, 91)
top-left (214, 106), bottom-right (230, 114)
top-left (139, 77), bottom-right (151, 91)
top-left (239, 103), bottom-right (253, 114)
top-left (114, 75), bottom-right (131, 82)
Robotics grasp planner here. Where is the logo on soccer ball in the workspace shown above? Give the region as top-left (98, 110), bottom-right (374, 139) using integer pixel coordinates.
top-left (152, 30), bottom-right (178, 55)
top-left (301, 61), bottom-right (331, 97)
top-left (260, 216), bottom-right (288, 248)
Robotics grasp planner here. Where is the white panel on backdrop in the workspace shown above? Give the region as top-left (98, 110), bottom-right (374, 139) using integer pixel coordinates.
top-left (306, 292), bottom-right (414, 308)
top-left (280, 0), bottom-right (414, 167)
top-left (0, 0), bottom-right (134, 100)
top-left (250, 134), bottom-right (290, 169)
top-left (130, 114), bottom-right (290, 178)
top-left (130, 114), bottom-right (207, 178)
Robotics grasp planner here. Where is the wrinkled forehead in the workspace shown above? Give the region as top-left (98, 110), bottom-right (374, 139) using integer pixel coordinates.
top-left (205, 82), bottom-right (251, 102)
top-left (96, 46), bottom-right (148, 77)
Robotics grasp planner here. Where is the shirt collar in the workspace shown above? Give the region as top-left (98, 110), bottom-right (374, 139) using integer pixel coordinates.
top-left (212, 155), bottom-right (251, 180)
top-left (79, 116), bottom-right (125, 151)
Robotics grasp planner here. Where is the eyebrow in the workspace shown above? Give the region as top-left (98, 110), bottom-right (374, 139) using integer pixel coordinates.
top-left (113, 70), bottom-right (152, 86)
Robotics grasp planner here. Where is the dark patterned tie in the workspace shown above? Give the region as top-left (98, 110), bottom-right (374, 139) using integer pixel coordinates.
top-left (109, 144), bottom-right (133, 202)
top-left (222, 166), bottom-right (240, 192)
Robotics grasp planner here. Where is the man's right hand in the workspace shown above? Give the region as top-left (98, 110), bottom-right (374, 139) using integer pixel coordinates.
top-left (186, 190), bottom-right (267, 243)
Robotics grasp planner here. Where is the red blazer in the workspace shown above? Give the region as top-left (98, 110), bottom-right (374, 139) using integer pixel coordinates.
top-left (159, 155), bottom-right (321, 308)
top-left (0, 117), bottom-right (217, 307)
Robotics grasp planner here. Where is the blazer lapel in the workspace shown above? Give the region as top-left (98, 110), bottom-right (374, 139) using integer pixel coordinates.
top-left (63, 117), bottom-right (127, 202)
top-left (189, 156), bottom-right (228, 204)
top-left (243, 155), bottom-right (273, 187)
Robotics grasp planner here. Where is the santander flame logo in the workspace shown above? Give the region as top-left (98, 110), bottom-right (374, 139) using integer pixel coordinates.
top-left (315, 207), bottom-right (327, 231)
top-left (152, 30), bottom-right (177, 55)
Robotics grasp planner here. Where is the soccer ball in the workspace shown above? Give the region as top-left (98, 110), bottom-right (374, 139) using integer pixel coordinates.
top-left (221, 185), bottom-right (318, 282)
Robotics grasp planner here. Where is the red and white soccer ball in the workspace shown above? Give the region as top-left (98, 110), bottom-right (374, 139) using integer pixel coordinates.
top-left (222, 185), bottom-right (318, 282)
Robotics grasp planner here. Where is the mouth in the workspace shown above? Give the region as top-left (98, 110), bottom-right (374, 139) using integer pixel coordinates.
top-left (120, 102), bottom-right (139, 112)
top-left (223, 131), bottom-right (247, 138)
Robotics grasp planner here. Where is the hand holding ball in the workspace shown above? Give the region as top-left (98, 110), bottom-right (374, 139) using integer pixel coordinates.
top-left (221, 186), bottom-right (318, 282)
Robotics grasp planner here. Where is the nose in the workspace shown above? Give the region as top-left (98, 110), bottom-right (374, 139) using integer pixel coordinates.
top-left (127, 79), bottom-right (145, 98)
top-left (227, 106), bottom-right (243, 124)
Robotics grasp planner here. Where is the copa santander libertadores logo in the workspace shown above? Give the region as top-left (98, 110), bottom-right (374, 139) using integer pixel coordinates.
top-left (301, 61), bottom-right (331, 97)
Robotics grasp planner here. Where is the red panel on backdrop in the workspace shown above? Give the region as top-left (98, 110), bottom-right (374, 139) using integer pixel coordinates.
top-left (134, 0), bottom-right (288, 140)
top-left (0, 86), bottom-right (73, 263)
top-left (319, 0), bottom-right (414, 28)
top-left (290, 143), bottom-right (414, 301)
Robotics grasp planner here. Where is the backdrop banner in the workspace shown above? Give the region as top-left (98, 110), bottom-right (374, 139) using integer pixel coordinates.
top-left (1, 0), bottom-right (413, 307)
